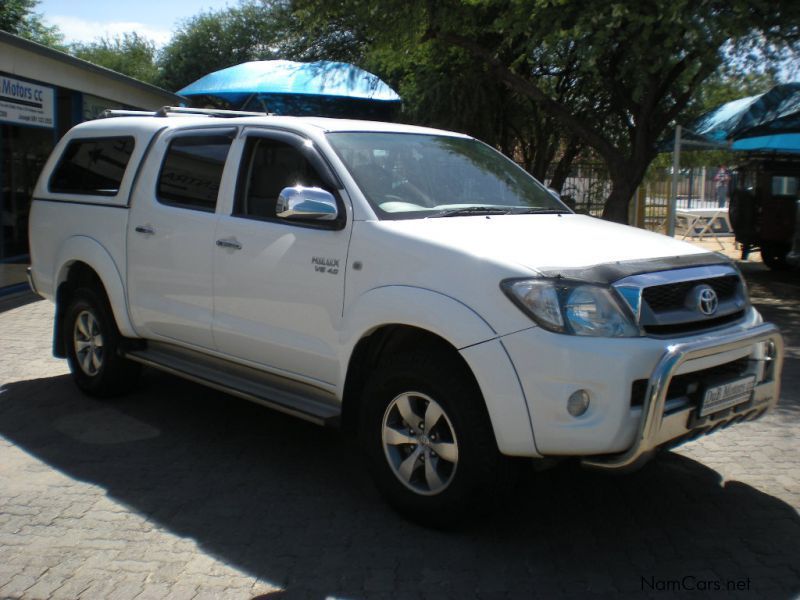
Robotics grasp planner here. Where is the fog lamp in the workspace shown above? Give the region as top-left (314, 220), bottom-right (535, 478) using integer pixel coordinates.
top-left (567, 389), bottom-right (590, 417)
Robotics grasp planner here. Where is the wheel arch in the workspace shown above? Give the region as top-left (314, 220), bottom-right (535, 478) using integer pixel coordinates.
top-left (338, 286), bottom-right (538, 456)
top-left (340, 324), bottom-right (478, 435)
top-left (52, 237), bottom-right (137, 357)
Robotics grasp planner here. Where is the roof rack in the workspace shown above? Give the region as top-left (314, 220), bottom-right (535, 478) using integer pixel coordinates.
top-left (101, 106), bottom-right (269, 119)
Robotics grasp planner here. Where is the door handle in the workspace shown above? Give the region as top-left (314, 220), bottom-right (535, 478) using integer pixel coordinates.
top-left (216, 238), bottom-right (242, 250)
top-left (134, 225), bottom-right (155, 235)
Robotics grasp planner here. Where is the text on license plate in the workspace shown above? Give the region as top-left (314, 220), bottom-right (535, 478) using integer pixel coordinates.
top-left (700, 375), bottom-right (756, 417)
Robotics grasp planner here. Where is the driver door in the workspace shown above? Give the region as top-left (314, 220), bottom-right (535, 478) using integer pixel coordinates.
top-left (212, 130), bottom-right (351, 388)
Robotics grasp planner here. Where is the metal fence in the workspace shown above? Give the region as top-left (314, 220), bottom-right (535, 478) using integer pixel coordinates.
top-left (550, 163), bottom-right (610, 217)
top-left (547, 164), bottom-right (731, 234)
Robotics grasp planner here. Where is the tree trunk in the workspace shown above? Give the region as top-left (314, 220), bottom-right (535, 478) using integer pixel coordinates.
top-left (548, 137), bottom-right (581, 193)
top-left (602, 147), bottom-right (655, 224)
top-left (602, 180), bottom-right (637, 224)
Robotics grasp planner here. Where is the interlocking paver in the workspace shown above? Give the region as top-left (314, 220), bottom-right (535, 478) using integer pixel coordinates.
top-left (0, 263), bottom-right (798, 599)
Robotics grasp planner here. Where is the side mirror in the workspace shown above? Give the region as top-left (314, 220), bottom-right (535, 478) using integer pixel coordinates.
top-left (276, 186), bottom-right (338, 221)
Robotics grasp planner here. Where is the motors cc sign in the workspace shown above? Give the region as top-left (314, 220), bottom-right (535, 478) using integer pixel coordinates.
top-left (0, 75), bottom-right (54, 128)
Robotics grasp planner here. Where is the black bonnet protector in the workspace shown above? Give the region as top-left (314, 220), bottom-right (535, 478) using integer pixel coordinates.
top-left (536, 252), bottom-right (733, 285)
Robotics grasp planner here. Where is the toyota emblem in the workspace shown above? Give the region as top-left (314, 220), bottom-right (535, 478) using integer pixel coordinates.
top-left (696, 285), bottom-right (719, 316)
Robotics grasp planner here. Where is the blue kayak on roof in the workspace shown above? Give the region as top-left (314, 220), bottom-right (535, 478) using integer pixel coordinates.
top-left (178, 60), bottom-right (402, 120)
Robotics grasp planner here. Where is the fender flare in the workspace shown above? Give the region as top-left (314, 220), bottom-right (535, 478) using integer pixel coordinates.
top-left (339, 286), bottom-right (497, 373)
top-left (54, 236), bottom-right (138, 338)
top-left (338, 285), bottom-right (538, 456)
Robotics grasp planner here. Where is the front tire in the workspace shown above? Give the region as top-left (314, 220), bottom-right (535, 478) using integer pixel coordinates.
top-left (64, 287), bottom-right (140, 397)
top-left (360, 348), bottom-right (509, 527)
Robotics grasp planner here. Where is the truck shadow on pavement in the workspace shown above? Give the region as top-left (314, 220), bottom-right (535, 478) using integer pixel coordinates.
top-left (1, 369), bottom-right (799, 599)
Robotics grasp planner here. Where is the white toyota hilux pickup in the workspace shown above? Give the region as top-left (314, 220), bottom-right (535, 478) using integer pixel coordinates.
top-left (28, 107), bottom-right (784, 524)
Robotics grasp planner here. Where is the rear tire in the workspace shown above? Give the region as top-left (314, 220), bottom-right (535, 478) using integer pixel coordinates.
top-left (360, 348), bottom-right (510, 527)
top-left (761, 243), bottom-right (791, 270)
top-left (63, 287), bottom-right (140, 397)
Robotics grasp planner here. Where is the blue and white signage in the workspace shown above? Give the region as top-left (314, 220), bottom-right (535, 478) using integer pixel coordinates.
top-left (0, 75), bottom-right (55, 128)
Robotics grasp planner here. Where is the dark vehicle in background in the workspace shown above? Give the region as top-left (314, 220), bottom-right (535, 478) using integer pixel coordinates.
top-left (730, 157), bottom-right (800, 270)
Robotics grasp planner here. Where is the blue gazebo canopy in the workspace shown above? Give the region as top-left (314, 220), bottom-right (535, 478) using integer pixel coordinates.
top-left (731, 133), bottom-right (800, 154)
top-left (660, 83), bottom-right (800, 154)
top-left (178, 60), bottom-right (402, 119)
top-left (689, 82), bottom-right (800, 150)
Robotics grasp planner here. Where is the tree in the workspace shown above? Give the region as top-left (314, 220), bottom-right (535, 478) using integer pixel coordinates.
top-left (72, 33), bottom-right (159, 84)
top-left (158, 2), bottom-right (286, 91)
top-left (0, 0), bottom-right (34, 32)
top-left (445, 1), bottom-right (800, 222)
top-left (294, 0), bottom-right (800, 222)
top-left (0, 0), bottom-right (64, 49)
top-left (289, 1), bottom-right (585, 190)
top-left (157, 0), bottom-right (371, 92)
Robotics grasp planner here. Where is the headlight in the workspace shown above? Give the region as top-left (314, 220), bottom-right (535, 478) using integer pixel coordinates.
top-left (501, 279), bottom-right (640, 337)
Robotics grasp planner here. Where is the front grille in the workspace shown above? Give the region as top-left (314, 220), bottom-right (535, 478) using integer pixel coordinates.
top-left (642, 311), bottom-right (746, 336)
top-left (614, 265), bottom-right (748, 337)
top-left (642, 275), bottom-right (739, 312)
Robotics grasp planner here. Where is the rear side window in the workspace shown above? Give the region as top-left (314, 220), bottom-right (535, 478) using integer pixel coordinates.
top-left (49, 137), bottom-right (135, 196)
top-left (771, 176), bottom-right (798, 197)
top-left (157, 133), bottom-right (234, 212)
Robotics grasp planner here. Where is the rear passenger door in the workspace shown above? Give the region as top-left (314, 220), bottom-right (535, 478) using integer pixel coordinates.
top-left (127, 128), bottom-right (235, 349)
top-left (212, 129), bottom-right (351, 388)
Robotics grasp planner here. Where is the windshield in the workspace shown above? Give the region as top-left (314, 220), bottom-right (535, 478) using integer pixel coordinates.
top-left (326, 132), bottom-right (568, 219)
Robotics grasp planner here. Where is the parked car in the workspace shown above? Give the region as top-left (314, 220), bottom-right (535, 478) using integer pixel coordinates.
top-left (729, 157), bottom-right (800, 269)
top-left (28, 107), bottom-right (784, 525)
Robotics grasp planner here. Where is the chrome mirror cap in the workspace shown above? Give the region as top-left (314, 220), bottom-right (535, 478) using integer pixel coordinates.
top-left (276, 186), bottom-right (338, 221)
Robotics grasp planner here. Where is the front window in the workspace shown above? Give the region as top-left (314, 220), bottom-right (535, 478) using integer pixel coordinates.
top-left (326, 132), bottom-right (567, 219)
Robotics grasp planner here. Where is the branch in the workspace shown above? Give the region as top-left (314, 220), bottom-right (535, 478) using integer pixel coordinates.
top-left (599, 43), bottom-right (640, 118)
top-left (433, 30), bottom-right (622, 165)
top-left (652, 51), bottom-right (695, 108)
top-left (656, 58), bottom-right (718, 132)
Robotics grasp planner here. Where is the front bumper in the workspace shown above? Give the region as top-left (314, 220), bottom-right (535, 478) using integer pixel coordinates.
top-left (501, 314), bottom-right (783, 464)
top-left (582, 322), bottom-right (783, 470)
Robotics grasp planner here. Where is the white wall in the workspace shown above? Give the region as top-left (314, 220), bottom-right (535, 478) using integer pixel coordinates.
top-left (0, 41), bottom-right (177, 110)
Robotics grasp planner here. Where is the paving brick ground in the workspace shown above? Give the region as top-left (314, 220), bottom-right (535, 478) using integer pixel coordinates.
top-left (0, 263), bottom-right (798, 600)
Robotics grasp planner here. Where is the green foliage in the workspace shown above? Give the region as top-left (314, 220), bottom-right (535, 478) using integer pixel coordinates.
top-left (0, 0), bottom-right (65, 49)
top-left (72, 33), bottom-right (159, 84)
top-left (290, 0), bottom-right (585, 182)
top-left (158, 2), bottom-right (283, 91)
top-left (0, 0), bottom-right (37, 32)
top-left (292, 0), bottom-right (800, 221)
top-left (156, 0), bottom-right (373, 91)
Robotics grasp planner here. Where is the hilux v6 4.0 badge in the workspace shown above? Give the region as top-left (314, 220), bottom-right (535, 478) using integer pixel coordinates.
top-left (312, 256), bottom-right (339, 275)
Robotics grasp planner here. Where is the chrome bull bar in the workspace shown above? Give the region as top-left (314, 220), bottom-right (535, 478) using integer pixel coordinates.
top-left (582, 323), bottom-right (784, 470)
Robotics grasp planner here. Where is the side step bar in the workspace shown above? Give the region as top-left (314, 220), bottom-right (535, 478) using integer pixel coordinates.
top-left (123, 342), bottom-right (341, 427)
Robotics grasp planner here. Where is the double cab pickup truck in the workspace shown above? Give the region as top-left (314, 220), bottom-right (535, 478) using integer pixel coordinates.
top-left (28, 107), bottom-right (784, 525)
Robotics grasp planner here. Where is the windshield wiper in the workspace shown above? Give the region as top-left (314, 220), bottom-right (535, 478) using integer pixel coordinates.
top-left (429, 206), bottom-right (571, 218)
top-left (428, 206), bottom-right (515, 218)
top-left (508, 207), bottom-right (571, 215)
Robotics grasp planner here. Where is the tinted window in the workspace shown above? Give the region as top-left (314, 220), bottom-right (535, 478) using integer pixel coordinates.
top-left (772, 176), bottom-right (798, 197)
top-left (235, 137), bottom-right (326, 219)
top-left (49, 137), bottom-right (135, 196)
top-left (157, 134), bottom-right (233, 211)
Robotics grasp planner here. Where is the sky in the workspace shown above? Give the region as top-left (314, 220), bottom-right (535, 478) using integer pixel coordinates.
top-left (37, 0), bottom-right (236, 46)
